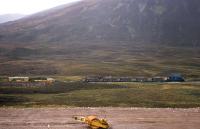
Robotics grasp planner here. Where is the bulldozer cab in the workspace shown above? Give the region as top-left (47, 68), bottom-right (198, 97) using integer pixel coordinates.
top-left (74, 115), bottom-right (109, 129)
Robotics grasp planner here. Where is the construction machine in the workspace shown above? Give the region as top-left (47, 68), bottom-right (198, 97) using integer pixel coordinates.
top-left (74, 115), bottom-right (109, 129)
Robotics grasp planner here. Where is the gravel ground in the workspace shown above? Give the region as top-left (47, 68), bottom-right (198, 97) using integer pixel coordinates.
top-left (0, 107), bottom-right (199, 129)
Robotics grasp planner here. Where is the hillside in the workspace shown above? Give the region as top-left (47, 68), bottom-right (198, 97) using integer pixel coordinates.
top-left (0, 0), bottom-right (199, 78)
top-left (0, 14), bottom-right (25, 24)
top-left (0, 0), bottom-right (200, 46)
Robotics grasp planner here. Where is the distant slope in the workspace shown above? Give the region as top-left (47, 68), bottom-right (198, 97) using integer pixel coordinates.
top-left (0, 0), bottom-right (199, 78)
top-left (0, 0), bottom-right (200, 46)
top-left (0, 14), bottom-right (26, 24)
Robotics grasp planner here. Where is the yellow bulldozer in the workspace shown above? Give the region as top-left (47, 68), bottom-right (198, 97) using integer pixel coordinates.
top-left (74, 115), bottom-right (109, 129)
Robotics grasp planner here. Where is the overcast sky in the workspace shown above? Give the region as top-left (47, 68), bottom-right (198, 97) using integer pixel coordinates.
top-left (0, 0), bottom-right (81, 15)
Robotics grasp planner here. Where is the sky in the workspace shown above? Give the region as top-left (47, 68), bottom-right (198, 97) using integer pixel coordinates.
top-left (0, 0), bottom-right (81, 15)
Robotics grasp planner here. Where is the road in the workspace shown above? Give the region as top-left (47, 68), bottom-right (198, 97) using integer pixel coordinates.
top-left (0, 108), bottom-right (199, 129)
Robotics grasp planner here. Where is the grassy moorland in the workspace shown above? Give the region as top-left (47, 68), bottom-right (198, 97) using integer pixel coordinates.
top-left (0, 81), bottom-right (199, 108)
top-left (0, 44), bottom-right (199, 108)
top-left (0, 44), bottom-right (199, 80)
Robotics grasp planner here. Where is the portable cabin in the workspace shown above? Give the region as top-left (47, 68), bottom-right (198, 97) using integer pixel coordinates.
top-left (8, 77), bottom-right (29, 82)
top-left (152, 77), bottom-right (168, 82)
top-left (136, 77), bottom-right (149, 82)
top-left (119, 77), bottom-right (132, 82)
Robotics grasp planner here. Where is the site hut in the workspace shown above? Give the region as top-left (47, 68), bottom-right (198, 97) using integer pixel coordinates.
top-left (131, 78), bottom-right (137, 82)
top-left (112, 77), bottom-right (121, 82)
top-left (31, 77), bottom-right (55, 83)
top-left (47, 78), bottom-right (56, 83)
top-left (85, 76), bottom-right (102, 82)
top-left (147, 78), bottom-right (153, 82)
top-left (102, 76), bottom-right (114, 82)
top-left (30, 77), bottom-right (47, 82)
top-left (136, 77), bottom-right (149, 82)
top-left (84, 76), bottom-right (93, 82)
top-left (152, 77), bottom-right (167, 82)
top-left (119, 77), bottom-right (132, 82)
top-left (84, 77), bottom-right (91, 82)
top-left (8, 77), bottom-right (29, 82)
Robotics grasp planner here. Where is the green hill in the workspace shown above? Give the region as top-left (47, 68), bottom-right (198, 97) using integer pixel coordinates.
top-left (0, 0), bottom-right (199, 78)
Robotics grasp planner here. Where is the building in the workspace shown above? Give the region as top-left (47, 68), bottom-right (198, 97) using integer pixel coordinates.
top-left (47, 78), bottom-right (56, 83)
top-left (135, 77), bottom-right (149, 82)
top-left (119, 77), bottom-right (132, 82)
top-left (84, 76), bottom-right (103, 82)
top-left (152, 77), bottom-right (168, 82)
top-left (8, 77), bottom-right (29, 82)
top-left (32, 77), bottom-right (55, 83)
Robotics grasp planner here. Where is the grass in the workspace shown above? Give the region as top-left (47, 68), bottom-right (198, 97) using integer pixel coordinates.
top-left (0, 82), bottom-right (199, 108)
top-left (0, 44), bottom-right (199, 80)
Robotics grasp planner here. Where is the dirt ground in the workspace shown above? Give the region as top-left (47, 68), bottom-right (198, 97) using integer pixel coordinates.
top-left (0, 108), bottom-right (199, 129)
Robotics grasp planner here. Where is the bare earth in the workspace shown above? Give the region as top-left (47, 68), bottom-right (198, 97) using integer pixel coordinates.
top-left (0, 108), bottom-right (199, 129)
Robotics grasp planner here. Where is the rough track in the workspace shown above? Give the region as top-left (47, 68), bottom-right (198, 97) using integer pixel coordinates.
top-left (0, 108), bottom-right (199, 129)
